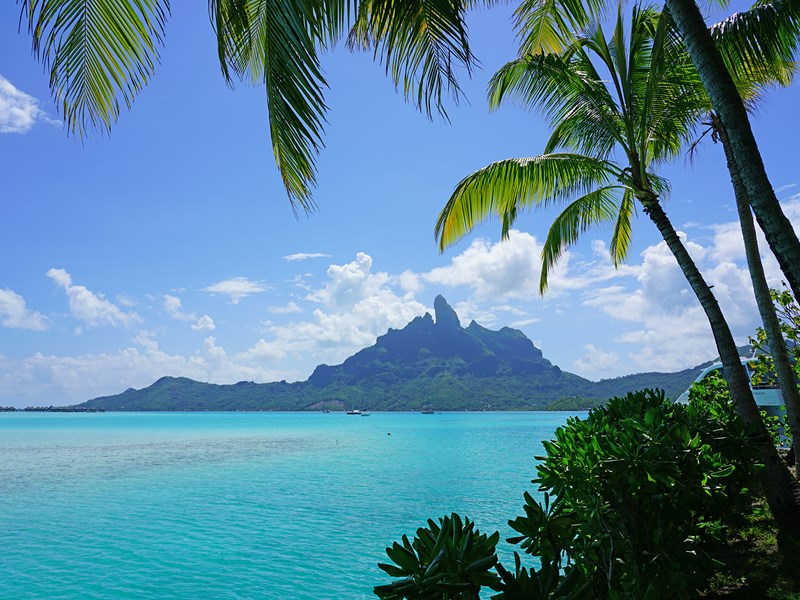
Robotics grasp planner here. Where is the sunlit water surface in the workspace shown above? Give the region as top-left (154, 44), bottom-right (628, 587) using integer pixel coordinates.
top-left (0, 411), bottom-right (578, 599)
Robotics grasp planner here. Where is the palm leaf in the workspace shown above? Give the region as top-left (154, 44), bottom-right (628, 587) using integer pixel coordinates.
top-left (435, 153), bottom-right (621, 250)
top-left (21, 0), bottom-right (169, 135)
top-left (348, 0), bottom-right (476, 118)
top-left (540, 185), bottom-right (625, 291)
top-left (489, 52), bottom-right (625, 158)
top-left (711, 0), bottom-right (800, 93)
top-left (609, 187), bottom-right (635, 266)
top-left (211, 0), bottom-right (336, 211)
top-left (514, 0), bottom-right (607, 55)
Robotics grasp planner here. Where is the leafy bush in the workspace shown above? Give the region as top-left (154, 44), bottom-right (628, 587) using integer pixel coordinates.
top-left (374, 514), bottom-right (501, 600)
top-left (749, 288), bottom-right (800, 386)
top-left (526, 388), bottom-right (758, 597)
top-left (375, 388), bottom-right (759, 599)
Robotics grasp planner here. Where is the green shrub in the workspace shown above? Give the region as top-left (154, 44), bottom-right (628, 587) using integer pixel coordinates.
top-left (375, 388), bottom-right (759, 599)
top-left (374, 514), bottom-right (501, 600)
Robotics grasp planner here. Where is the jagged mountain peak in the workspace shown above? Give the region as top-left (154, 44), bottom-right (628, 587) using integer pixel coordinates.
top-left (306, 295), bottom-right (557, 386)
top-left (434, 295), bottom-right (461, 329)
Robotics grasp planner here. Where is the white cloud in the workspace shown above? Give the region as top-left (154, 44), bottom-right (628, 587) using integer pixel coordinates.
top-left (116, 293), bottom-right (137, 307)
top-left (203, 277), bottom-right (269, 304)
top-left (163, 294), bottom-right (196, 322)
top-left (0, 75), bottom-right (59, 134)
top-left (511, 318), bottom-right (540, 327)
top-left (191, 315), bottom-right (216, 331)
top-left (426, 231), bottom-right (542, 300)
top-left (284, 252), bottom-right (331, 262)
top-left (0, 331), bottom-right (289, 406)
top-left (398, 270), bottom-right (424, 294)
top-left (163, 294), bottom-right (215, 331)
top-left (238, 338), bottom-right (286, 361)
top-left (578, 222), bottom-right (775, 374)
top-left (426, 230), bottom-right (636, 301)
top-left (259, 253), bottom-right (429, 365)
top-left (573, 344), bottom-right (621, 375)
top-left (0, 289), bottom-right (49, 330)
top-left (46, 268), bottom-right (139, 328)
top-left (268, 301), bottom-right (303, 314)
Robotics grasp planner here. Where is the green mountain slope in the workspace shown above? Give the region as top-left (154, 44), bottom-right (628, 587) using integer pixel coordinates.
top-left (79, 296), bottom-right (704, 411)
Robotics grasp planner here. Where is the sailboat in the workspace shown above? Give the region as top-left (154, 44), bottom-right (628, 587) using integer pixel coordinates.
top-left (346, 393), bottom-right (370, 416)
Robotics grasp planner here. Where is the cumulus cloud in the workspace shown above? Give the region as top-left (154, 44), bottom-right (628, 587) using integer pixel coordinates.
top-left (259, 252), bottom-right (429, 365)
top-left (268, 301), bottom-right (303, 314)
top-left (425, 230), bottom-right (636, 302)
top-left (426, 231), bottom-right (543, 300)
top-left (0, 331), bottom-right (289, 406)
top-left (573, 344), bottom-right (622, 376)
top-left (580, 224), bottom-right (773, 374)
top-left (284, 252), bottom-right (331, 262)
top-left (164, 294), bottom-right (196, 322)
top-left (0, 76), bottom-right (59, 133)
top-left (163, 294), bottom-right (215, 331)
top-left (46, 269), bottom-right (139, 328)
top-left (191, 315), bottom-right (216, 331)
top-left (116, 293), bottom-right (137, 307)
top-left (0, 289), bottom-right (49, 330)
top-left (203, 277), bottom-right (269, 304)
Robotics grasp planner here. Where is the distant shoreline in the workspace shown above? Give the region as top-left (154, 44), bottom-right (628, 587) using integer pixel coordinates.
top-left (1, 407), bottom-right (589, 413)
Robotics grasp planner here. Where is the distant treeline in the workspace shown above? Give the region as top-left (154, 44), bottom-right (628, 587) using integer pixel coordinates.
top-left (0, 406), bottom-right (105, 413)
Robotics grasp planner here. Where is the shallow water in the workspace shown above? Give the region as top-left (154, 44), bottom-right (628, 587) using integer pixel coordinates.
top-left (0, 411), bottom-right (578, 599)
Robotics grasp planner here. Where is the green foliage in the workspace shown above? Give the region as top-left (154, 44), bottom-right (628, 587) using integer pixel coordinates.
top-left (748, 287), bottom-right (798, 448)
top-left (544, 396), bottom-right (601, 411)
top-left (375, 388), bottom-right (760, 598)
top-left (529, 389), bottom-right (759, 597)
top-left (749, 287), bottom-right (800, 387)
top-left (374, 514), bottom-right (501, 600)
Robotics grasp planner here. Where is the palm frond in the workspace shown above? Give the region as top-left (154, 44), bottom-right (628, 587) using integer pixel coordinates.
top-left (539, 185), bottom-right (625, 291)
top-left (513, 0), bottom-right (607, 55)
top-left (609, 187), bottom-right (635, 266)
top-left (211, 0), bottom-right (333, 211)
top-left (348, 0), bottom-right (475, 119)
top-left (22, 0), bottom-right (169, 135)
top-left (435, 153), bottom-right (621, 250)
top-left (489, 52), bottom-right (625, 157)
top-left (711, 0), bottom-right (800, 93)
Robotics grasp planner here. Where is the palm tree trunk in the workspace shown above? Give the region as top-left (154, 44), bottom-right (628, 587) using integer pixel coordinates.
top-left (642, 198), bottom-right (800, 545)
top-left (716, 115), bottom-right (800, 463)
top-left (663, 0), bottom-right (800, 302)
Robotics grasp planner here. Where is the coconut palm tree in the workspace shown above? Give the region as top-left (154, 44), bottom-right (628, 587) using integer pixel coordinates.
top-left (434, 4), bottom-right (800, 541)
top-left (689, 13), bottom-right (800, 461)
top-left (713, 113), bottom-right (800, 464)
top-left (503, 0), bottom-right (800, 302)
top-left (664, 0), bottom-right (800, 302)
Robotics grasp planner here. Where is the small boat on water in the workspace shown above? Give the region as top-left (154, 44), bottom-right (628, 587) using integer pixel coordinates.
top-left (420, 408), bottom-right (435, 414)
top-left (348, 392), bottom-right (369, 415)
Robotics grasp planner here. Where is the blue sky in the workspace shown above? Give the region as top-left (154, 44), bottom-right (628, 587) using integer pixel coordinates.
top-left (2, 3), bottom-right (800, 406)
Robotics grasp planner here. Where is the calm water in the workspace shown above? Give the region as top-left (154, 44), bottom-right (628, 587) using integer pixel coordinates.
top-left (0, 411), bottom-right (577, 599)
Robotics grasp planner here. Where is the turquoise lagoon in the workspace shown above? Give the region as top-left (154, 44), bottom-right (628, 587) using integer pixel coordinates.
top-left (0, 411), bottom-right (577, 599)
